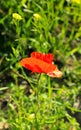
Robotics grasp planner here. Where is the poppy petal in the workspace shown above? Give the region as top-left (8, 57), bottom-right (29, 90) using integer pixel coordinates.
top-left (20, 57), bottom-right (57, 73)
top-left (20, 57), bottom-right (46, 73)
top-left (47, 68), bottom-right (62, 78)
top-left (31, 52), bottom-right (43, 61)
top-left (31, 52), bottom-right (54, 63)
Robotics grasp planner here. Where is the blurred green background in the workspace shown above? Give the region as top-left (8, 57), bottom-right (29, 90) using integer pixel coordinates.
top-left (0, 0), bottom-right (81, 129)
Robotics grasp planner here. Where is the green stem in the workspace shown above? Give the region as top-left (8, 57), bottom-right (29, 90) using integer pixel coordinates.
top-left (48, 76), bottom-right (52, 98)
top-left (35, 74), bottom-right (41, 130)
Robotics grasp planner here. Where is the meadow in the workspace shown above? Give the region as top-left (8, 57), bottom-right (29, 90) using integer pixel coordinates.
top-left (0, 0), bottom-right (81, 129)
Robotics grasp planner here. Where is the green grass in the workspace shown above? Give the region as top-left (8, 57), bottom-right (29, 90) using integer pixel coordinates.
top-left (0, 0), bottom-right (81, 129)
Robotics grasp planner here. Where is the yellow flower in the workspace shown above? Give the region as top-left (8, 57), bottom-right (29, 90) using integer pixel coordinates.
top-left (33, 13), bottom-right (41, 20)
top-left (28, 113), bottom-right (35, 121)
top-left (12, 13), bottom-right (22, 21)
top-left (29, 88), bottom-right (35, 95)
top-left (72, 0), bottom-right (81, 4)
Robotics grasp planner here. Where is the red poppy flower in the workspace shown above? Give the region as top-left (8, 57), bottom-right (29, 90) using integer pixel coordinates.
top-left (20, 52), bottom-right (62, 78)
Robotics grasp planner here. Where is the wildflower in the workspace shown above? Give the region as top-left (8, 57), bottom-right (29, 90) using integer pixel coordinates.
top-left (20, 52), bottom-right (62, 78)
top-left (33, 13), bottom-right (41, 20)
top-left (29, 88), bottom-right (35, 95)
top-left (28, 113), bottom-right (35, 120)
top-left (12, 13), bottom-right (22, 21)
